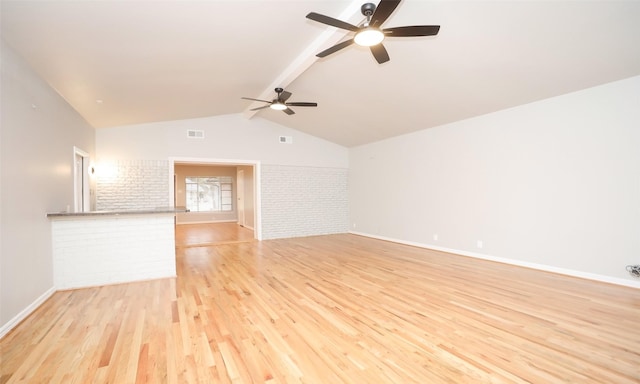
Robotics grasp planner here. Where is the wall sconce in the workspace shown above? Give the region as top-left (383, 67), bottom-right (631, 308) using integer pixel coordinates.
top-left (94, 161), bottom-right (118, 181)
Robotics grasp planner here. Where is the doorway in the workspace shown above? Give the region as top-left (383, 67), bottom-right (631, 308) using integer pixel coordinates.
top-left (73, 147), bottom-right (90, 212)
top-left (169, 157), bottom-right (261, 240)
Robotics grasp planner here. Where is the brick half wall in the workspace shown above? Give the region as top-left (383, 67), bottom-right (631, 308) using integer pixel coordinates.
top-left (52, 214), bottom-right (176, 289)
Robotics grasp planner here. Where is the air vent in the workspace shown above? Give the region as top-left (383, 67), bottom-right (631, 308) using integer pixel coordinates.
top-left (187, 130), bottom-right (204, 139)
top-left (279, 135), bottom-right (293, 144)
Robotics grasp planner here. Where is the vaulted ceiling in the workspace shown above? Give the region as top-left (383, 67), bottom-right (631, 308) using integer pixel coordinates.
top-left (2, 0), bottom-right (640, 147)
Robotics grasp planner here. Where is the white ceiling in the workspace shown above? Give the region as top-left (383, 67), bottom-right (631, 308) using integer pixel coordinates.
top-left (2, 0), bottom-right (640, 147)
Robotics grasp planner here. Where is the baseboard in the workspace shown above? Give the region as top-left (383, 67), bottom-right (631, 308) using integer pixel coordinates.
top-left (0, 286), bottom-right (56, 339)
top-left (349, 231), bottom-right (640, 289)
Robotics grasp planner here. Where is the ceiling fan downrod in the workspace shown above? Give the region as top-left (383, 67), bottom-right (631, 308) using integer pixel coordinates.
top-left (361, 3), bottom-right (375, 26)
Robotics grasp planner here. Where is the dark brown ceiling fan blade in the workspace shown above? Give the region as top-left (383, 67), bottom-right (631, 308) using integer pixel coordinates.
top-left (241, 97), bottom-right (271, 103)
top-left (384, 25), bottom-right (440, 37)
top-left (279, 91), bottom-right (292, 102)
top-left (370, 44), bottom-right (390, 64)
top-left (306, 12), bottom-right (359, 32)
top-left (244, 88), bottom-right (315, 115)
top-left (286, 102), bottom-right (318, 107)
top-left (306, 1), bottom-right (441, 64)
top-left (370, 0), bottom-right (401, 27)
top-left (316, 39), bottom-right (355, 58)
top-left (250, 105), bottom-right (271, 111)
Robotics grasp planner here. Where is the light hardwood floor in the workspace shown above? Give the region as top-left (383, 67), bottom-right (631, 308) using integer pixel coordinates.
top-left (175, 222), bottom-right (256, 247)
top-left (1, 225), bottom-right (639, 383)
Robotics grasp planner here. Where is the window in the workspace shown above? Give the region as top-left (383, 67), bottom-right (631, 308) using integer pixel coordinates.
top-left (185, 176), bottom-right (233, 212)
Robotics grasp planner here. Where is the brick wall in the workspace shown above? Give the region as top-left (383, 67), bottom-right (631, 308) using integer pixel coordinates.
top-left (51, 214), bottom-right (176, 289)
top-left (260, 165), bottom-right (348, 239)
top-left (96, 160), bottom-right (169, 210)
top-left (94, 161), bottom-right (348, 240)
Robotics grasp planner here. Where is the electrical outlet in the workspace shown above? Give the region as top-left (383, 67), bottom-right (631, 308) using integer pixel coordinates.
top-left (433, 234), bottom-right (438, 241)
top-left (477, 240), bottom-right (483, 249)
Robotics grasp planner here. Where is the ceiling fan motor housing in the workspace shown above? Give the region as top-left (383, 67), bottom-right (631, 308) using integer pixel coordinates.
top-left (274, 87), bottom-right (284, 102)
top-left (361, 3), bottom-right (376, 17)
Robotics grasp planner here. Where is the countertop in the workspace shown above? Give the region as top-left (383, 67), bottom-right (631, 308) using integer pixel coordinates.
top-left (47, 207), bottom-right (188, 218)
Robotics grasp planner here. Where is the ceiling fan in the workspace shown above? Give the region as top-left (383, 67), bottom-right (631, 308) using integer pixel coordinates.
top-left (241, 87), bottom-right (318, 115)
top-left (306, 0), bottom-right (440, 64)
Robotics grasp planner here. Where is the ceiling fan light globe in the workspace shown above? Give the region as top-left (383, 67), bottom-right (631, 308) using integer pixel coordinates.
top-left (354, 28), bottom-right (384, 46)
top-left (270, 102), bottom-right (287, 111)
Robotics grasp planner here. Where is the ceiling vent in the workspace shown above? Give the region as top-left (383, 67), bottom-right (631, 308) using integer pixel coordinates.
top-left (187, 130), bottom-right (204, 139)
top-left (279, 135), bottom-right (293, 144)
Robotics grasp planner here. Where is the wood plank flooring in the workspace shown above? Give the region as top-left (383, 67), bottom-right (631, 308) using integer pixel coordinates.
top-left (1, 225), bottom-right (639, 383)
top-left (175, 222), bottom-right (255, 247)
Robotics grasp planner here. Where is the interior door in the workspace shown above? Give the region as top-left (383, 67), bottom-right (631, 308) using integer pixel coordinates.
top-left (74, 153), bottom-right (83, 212)
top-left (237, 169), bottom-right (245, 227)
top-left (73, 147), bottom-right (91, 212)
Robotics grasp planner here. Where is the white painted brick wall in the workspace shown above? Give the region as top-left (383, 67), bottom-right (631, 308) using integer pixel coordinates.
top-left (52, 214), bottom-right (176, 289)
top-left (96, 160), bottom-right (169, 210)
top-left (260, 165), bottom-right (348, 239)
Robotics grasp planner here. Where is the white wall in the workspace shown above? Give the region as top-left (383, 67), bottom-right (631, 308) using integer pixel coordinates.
top-left (261, 165), bottom-right (349, 239)
top-left (1, 41), bottom-right (96, 334)
top-left (96, 114), bottom-right (348, 168)
top-left (349, 76), bottom-right (640, 286)
top-left (52, 215), bottom-right (176, 290)
top-left (96, 114), bottom-right (350, 239)
top-left (96, 159), bottom-right (169, 210)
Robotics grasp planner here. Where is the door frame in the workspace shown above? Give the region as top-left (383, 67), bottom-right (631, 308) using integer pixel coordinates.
top-left (73, 146), bottom-right (91, 212)
top-left (168, 157), bottom-right (261, 240)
